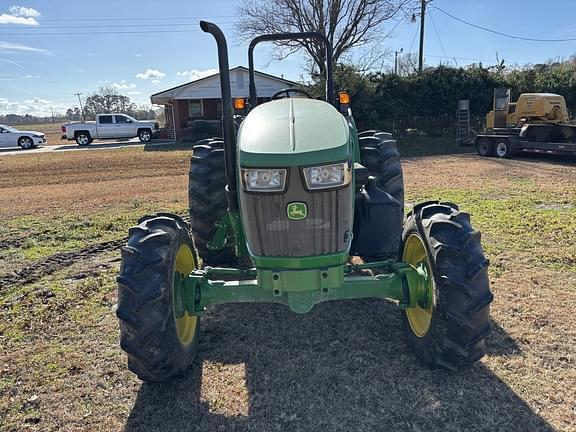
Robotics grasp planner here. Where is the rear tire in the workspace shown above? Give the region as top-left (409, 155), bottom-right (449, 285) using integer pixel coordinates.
top-left (476, 138), bottom-right (494, 157)
top-left (494, 139), bottom-right (512, 158)
top-left (188, 140), bottom-right (238, 267)
top-left (355, 130), bottom-right (405, 261)
top-left (116, 213), bottom-right (200, 382)
top-left (401, 202), bottom-right (492, 370)
top-left (75, 132), bottom-right (91, 146)
top-left (358, 130), bottom-right (404, 209)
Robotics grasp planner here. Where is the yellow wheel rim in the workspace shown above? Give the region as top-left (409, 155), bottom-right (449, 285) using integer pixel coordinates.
top-left (173, 244), bottom-right (198, 346)
top-left (403, 234), bottom-right (435, 337)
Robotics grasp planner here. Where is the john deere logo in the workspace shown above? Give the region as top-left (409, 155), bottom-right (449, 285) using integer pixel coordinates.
top-left (287, 202), bottom-right (307, 220)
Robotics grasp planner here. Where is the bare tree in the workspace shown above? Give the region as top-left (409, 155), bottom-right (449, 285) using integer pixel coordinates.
top-left (238, 0), bottom-right (415, 73)
top-left (84, 86), bottom-right (137, 118)
top-left (395, 51), bottom-right (419, 76)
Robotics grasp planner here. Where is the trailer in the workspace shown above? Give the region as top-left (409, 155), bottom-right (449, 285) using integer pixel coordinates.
top-left (475, 89), bottom-right (576, 159)
top-left (476, 133), bottom-right (576, 158)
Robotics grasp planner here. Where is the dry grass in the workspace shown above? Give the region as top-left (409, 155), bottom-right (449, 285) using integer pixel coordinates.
top-left (0, 148), bottom-right (189, 218)
top-left (0, 148), bottom-right (575, 431)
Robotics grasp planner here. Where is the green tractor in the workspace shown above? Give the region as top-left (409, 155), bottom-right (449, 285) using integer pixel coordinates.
top-left (116, 21), bottom-right (493, 382)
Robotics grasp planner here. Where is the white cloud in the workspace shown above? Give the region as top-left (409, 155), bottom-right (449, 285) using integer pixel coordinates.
top-left (0, 14), bottom-right (38, 25)
top-left (150, 79), bottom-right (161, 84)
top-left (9, 6), bottom-right (41, 17)
top-left (134, 53), bottom-right (142, 57)
top-left (127, 91), bottom-right (141, 95)
top-left (0, 41), bottom-right (51, 55)
top-left (0, 5), bottom-right (41, 25)
top-left (176, 68), bottom-right (218, 81)
top-left (135, 69), bottom-right (166, 80)
top-left (112, 80), bottom-right (137, 89)
top-left (0, 96), bottom-right (68, 116)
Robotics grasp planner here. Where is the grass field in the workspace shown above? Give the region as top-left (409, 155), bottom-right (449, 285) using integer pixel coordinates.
top-left (0, 147), bottom-right (575, 431)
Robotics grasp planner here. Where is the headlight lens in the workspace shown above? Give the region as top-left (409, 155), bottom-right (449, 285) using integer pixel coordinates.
top-left (303, 161), bottom-right (351, 190)
top-left (241, 168), bottom-right (287, 192)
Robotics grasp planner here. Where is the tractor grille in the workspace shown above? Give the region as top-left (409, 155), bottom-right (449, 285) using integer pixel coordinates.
top-left (239, 167), bottom-right (353, 257)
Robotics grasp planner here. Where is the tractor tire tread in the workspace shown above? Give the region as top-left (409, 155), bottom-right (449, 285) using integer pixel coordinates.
top-left (117, 213), bottom-right (199, 382)
top-left (188, 143), bottom-right (238, 267)
top-left (358, 130), bottom-right (405, 209)
top-left (402, 202), bottom-right (492, 370)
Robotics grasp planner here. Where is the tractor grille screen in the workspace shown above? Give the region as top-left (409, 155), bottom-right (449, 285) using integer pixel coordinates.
top-left (239, 167), bottom-right (353, 257)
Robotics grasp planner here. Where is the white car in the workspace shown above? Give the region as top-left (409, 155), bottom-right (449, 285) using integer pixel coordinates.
top-left (0, 124), bottom-right (46, 149)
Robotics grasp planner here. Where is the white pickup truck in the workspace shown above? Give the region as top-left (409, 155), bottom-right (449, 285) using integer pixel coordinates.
top-left (61, 113), bottom-right (159, 146)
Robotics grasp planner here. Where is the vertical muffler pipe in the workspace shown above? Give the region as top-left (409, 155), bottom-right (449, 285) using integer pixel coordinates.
top-left (200, 21), bottom-right (238, 211)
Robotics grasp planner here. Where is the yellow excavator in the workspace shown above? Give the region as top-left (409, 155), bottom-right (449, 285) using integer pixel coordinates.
top-left (476, 88), bottom-right (576, 158)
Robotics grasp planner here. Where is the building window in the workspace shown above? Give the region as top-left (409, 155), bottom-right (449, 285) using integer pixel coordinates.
top-left (189, 99), bottom-right (203, 117)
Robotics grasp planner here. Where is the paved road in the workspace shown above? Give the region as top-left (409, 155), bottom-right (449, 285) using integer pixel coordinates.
top-left (0, 138), bottom-right (176, 156)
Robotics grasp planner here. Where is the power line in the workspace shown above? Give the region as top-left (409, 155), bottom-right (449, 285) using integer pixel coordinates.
top-left (4, 22), bottom-right (237, 30)
top-left (433, 5), bottom-right (576, 42)
top-left (407, 17), bottom-right (420, 54)
top-left (428, 8), bottom-right (450, 64)
top-left (425, 54), bottom-right (513, 63)
top-left (0, 28), bottom-right (235, 36)
top-left (36, 15), bottom-right (236, 22)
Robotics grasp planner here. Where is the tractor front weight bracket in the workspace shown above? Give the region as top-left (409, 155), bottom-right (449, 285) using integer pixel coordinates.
top-left (206, 211), bottom-right (249, 258)
top-left (173, 261), bottom-right (431, 316)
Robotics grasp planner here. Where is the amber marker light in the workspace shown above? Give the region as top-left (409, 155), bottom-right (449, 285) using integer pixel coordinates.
top-left (338, 91), bottom-right (350, 105)
top-left (234, 98), bottom-right (246, 110)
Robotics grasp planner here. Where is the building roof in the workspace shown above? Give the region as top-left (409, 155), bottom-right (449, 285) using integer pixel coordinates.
top-left (151, 66), bottom-right (297, 104)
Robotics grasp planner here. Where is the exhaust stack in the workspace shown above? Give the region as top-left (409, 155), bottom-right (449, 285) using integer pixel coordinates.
top-left (200, 21), bottom-right (238, 211)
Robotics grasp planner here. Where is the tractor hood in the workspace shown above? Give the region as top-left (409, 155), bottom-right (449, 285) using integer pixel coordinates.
top-left (237, 98), bottom-right (350, 167)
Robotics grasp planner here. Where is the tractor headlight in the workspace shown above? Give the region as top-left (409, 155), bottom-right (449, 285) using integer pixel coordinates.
top-left (302, 161), bottom-right (351, 190)
top-left (241, 168), bottom-right (287, 192)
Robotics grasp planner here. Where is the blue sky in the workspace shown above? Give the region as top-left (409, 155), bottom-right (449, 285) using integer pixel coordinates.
top-left (1, 0), bottom-right (576, 116)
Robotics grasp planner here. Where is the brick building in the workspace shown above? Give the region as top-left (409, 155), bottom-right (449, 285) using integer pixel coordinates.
top-left (151, 66), bottom-right (295, 140)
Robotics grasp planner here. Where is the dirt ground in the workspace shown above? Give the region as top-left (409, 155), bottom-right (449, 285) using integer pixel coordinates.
top-left (0, 147), bottom-right (575, 431)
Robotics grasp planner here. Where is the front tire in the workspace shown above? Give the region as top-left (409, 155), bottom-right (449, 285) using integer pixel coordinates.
top-left (401, 202), bottom-right (493, 370)
top-left (116, 213), bottom-right (200, 382)
top-left (138, 128), bottom-right (152, 143)
top-left (18, 136), bottom-right (33, 150)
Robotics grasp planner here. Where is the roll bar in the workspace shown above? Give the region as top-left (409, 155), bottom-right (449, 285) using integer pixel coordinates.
top-left (248, 32), bottom-right (334, 107)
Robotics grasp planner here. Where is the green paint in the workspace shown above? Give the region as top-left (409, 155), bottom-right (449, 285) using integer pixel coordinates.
top-left (206, 210), bottom-right (250, 259)
top-left (175, 260), bottom-right (430, 315)
top-left (238, 98), bottom-right (350, 167)
top-left (286, 202), bottom-right (307, 220)
top-left (250, 251), bottom-right (348, 270)
top-left (206, 212), bottom-right (233, 251)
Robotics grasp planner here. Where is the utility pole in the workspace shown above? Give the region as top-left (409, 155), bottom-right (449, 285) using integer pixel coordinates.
top-left (418, 0), bottom-right (427, 74)
top-left (50, 106), bottom-right (55, 123)
top-left (75, 92), bottom-right (84, 121)
top-left (395, 48), bottom-right (403, 75)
